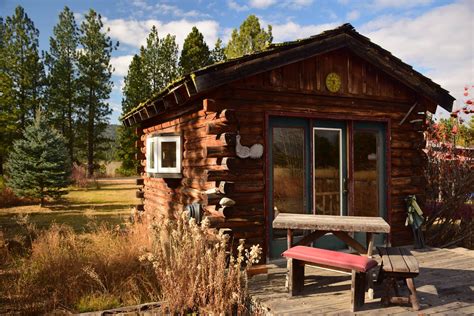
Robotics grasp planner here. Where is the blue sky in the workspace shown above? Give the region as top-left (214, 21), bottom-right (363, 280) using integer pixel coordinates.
top-left (2, 0), bottom-right (473, 124)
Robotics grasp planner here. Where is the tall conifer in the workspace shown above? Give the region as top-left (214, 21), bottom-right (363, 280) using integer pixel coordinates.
top-left (117, 50), bottom-right (151, 173)
top-left (225, 15), bottom-right (272, 59)
top-left (44, 6), bottom-right (79, 164)
top-left (179, 26), bottom-right (211, 74)
top-left (77, 9), bottom-right (118, 177)
top-left (0, 6), bottom-right (44, 174)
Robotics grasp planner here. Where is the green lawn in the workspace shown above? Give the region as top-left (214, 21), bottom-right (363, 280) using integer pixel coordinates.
top-left (0, 178), bottom-right (137, 239)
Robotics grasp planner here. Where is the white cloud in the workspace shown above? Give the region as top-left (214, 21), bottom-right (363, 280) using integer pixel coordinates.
top-left (227, 0), bottom-right (249, 11)
top-left (361, 1), bottom-right (474, 107)
top-left (370, 0), bottom-right (433, 10)
top-left (346, 10), bottom-right (360, 21)
top-left (103, 18), bottom-right (220, 50)
top-left (282, 0), bottom-right (314, 9)
top-left (249, 0), bottom-right (276, 9)
top-left (270, 21), bottom-right (340, 42)
top-left (110, 55), bottom-right (134, 76)
top-left (129, 1), bottom-right (208, 18)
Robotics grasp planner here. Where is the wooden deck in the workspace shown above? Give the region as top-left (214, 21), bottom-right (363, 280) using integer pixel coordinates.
top-left (249, 247), bottom-right (474, 315)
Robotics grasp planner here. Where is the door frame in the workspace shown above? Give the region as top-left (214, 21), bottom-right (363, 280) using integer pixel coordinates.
top-left (264, 111), bottom-right (392, 262)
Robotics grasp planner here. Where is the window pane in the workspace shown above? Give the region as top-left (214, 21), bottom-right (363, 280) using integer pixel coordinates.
top-left (149, 141), bottom-right (155, 169)
top-left (314, 129), bottom-right (341, 215)
top-left (354, 131), bottom-right (379, 217)
top-left (161, 141), bottom-right (177, 168)
top-left (272, 127), bottom-right (305, 218)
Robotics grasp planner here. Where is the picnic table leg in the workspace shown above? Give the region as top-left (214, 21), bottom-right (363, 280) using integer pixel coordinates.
top-left (366, 232), bottom-right (375, 299)
top-left (285, 229), bottom-right (293, 291)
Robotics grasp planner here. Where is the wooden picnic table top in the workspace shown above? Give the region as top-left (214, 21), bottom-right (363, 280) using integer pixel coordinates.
top-left (273, 213), bottom-right (391, 234)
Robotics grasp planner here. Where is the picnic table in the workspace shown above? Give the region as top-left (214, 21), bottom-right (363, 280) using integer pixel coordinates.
top-left (273, 213), bottom-right (391, 298)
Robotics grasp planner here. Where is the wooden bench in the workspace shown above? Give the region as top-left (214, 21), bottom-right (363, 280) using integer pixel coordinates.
top-left (377, 247), bottom-right (420, 311)
top-left (283, 246), bottom-right (378, 312)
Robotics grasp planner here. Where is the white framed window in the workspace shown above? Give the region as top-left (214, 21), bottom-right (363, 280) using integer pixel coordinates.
top-left (146, 136), bottom-right (158, 173)
top-left (146, 134), bottom-right (182, 176)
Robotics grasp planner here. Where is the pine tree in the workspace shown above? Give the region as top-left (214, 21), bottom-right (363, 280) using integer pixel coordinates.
top-left (77, 9), bottom-right (118, 177)
top-left (210, 38), bottom-right (226, 63)
top-left (225, 15), bottom-right (272, 59)
top-left (159, 34), bottom-right (179, 88)
top-left (179, 26), bottom-right (211, 74)
top-left (44, 6), bottom-right (79, 165)
top-left (143, 26), bottom-right (179, 93)
top-left (117, 50), bottom-right (151, 174)
top-left (1, 6), bottom-right (45, 174)
top-left (6, 111), bottom-right (70, 206)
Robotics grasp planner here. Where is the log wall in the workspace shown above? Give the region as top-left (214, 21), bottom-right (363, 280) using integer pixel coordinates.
top-left (139, 48), bottom-right (435, 260)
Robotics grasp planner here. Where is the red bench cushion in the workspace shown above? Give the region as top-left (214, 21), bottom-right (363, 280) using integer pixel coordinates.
top-left (283, 246), bottom-right (378, 272)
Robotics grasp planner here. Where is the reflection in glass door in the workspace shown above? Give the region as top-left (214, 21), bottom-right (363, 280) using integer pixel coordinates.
top-left (269, 117), bottom-right (310, 258)
top-left (313, 128), bottom-right (343, 216)
top-left (353, 123), bottom-right (386, 218)
top-left (272, 127), bottom-right (306, 237)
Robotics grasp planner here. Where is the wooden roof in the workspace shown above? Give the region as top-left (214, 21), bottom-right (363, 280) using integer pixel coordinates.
top-left (122, 23), bottom-right (455, 127)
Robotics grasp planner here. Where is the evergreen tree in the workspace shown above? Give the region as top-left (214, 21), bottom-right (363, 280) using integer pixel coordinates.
top-left (143, 26), bottom-right (179, 92)
top-left (210, 38), bottom-right (226, 63)
top-left (44, 6), bottom-right (79, 165)
top-left (179, 26), bottom-right (211, 74)
top-left (225, 15), bottom-right (272, 59)
top-left (1, 6), bottom-right (45, 173)
top-left (77, 9), bottom-right (118, 177)
top-left (6, 111), bottom-right (70, 206)
top-left (159, 34), bottom-right (179, 88)
top-left (117, 50), bottom-right (151, 174)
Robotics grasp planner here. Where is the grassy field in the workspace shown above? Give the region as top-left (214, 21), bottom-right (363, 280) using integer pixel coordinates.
top-left (0, 178), bottom-right (137, 239)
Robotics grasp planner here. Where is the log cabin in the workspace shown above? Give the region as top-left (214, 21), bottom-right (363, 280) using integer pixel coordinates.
top-left (122, 24), bottom-right (454, 261)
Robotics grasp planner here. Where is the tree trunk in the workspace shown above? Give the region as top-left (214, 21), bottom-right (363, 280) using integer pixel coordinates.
top-left (87, 88), bottom-right (95, 178)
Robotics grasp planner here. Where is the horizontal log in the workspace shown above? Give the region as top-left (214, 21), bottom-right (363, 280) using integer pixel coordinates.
top-left (207, 192), bottom-right (263, 206)
top-left (203, 98), bottom-right (220, 113)
top-left (222, 157), bottom-right (263, 170)
top-left (216, 181), bottom-right (264, 194)
top-left (206, 122), bottom-right (238, 135)
top-left (206, 169), bottom-right (264, 182)
top-left (206, 145), bottom-right (236, 158)
top-left (216, 109), bottom-right (237, 122)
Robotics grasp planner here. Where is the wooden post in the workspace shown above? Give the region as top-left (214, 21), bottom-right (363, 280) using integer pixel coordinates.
top-left (285, 228), bottom-right (294, 291)
top-left (366, 232), bottom-right (375, 299)
top-left (406, 278), bottom-right (420, 311)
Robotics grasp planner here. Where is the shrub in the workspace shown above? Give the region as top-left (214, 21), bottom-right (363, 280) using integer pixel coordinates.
top-left (71, 163), bottom-right (89, 188)
top-left (140, 212), bottom-right (262, 314)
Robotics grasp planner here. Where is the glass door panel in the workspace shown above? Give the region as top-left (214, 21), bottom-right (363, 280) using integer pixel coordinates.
top-left (353, 122), bottom-right (387, 247)
top-left (269, 117), bottom-right (310, 258)
top-left (313, 128), bottom-right (342, 216)
top-left (272, 127), bottom-right (306, 238)
top-left (354, 130), bottom-right (379, 217)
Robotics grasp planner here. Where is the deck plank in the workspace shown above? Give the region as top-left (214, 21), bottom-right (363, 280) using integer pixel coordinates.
top-left (249, 247), bottom-right (474, 315)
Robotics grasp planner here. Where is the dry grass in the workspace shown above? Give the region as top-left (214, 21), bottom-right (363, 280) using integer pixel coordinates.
top-left (3, 212), bottom-right (262, 314)
top-left (5, 221), bottom-right (159, 313)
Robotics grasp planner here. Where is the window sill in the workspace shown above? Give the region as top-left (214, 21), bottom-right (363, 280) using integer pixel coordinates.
top-left (147, 172), bottom-right (183, 179)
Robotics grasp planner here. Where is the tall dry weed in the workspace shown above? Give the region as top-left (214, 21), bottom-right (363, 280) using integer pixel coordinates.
top-left (140, 212), bottom-right (262, 314)
top-left (9, 222), bottom-right (159, 313)
top-left (7, 212), bottom-right (261, 314)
